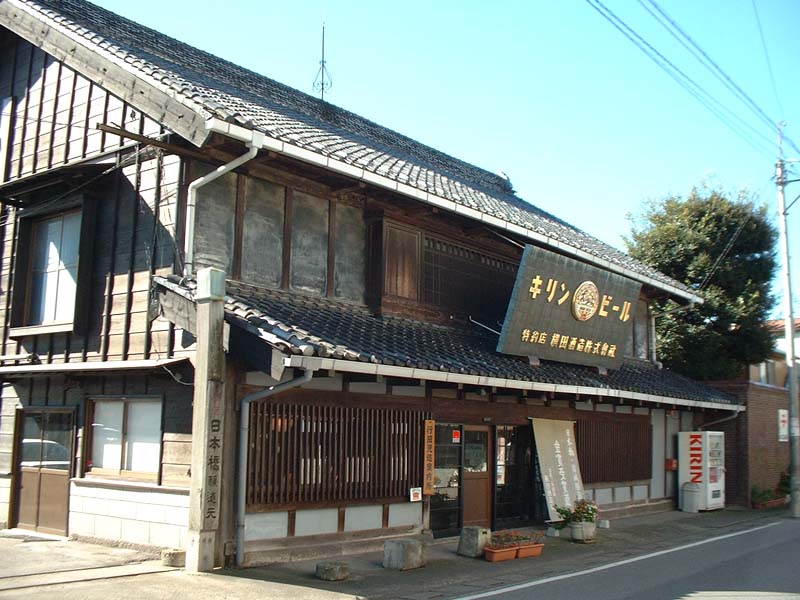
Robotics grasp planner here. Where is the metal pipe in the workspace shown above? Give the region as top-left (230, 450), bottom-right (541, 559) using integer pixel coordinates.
top-left (698, 412), bottom-right (740, 430)
top-left (236, 367), bottom-right (315, 567)
top-left (183, 131), bottom-right (264, 278)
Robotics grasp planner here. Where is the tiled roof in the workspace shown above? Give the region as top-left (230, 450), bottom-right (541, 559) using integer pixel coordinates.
top-left (12, 0), bottom-right (697, 299)
top-left (155, 276), bottom-right (738, 407)
top-left (765, 318), bottom-right (800, 335)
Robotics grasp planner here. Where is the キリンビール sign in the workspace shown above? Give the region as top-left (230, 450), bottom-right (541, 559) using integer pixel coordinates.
top-left (497, 245), bottom-right (642, 369)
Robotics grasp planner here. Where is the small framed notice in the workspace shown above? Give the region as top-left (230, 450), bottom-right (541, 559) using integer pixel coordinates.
top-left (410, 487), bottom-right (422, 502)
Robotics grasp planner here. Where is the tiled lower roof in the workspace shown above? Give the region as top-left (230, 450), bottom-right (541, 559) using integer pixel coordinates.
top-left (155, 277), bottom-right (738, 407)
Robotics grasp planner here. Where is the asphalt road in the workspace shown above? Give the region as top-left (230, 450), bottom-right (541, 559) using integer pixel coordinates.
top-left (451, 520), bottom-right (800, 600)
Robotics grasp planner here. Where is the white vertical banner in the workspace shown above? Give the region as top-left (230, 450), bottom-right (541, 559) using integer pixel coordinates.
top-left (531, 418), bottom-right (585, 521)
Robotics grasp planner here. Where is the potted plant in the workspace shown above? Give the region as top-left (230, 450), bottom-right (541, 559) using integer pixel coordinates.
top-left (554, 499), bottom-right (599, 543)
top-left (483, 529), bottom-right (545, 561)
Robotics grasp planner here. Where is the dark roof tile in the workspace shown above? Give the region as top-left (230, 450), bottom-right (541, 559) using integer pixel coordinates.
top-left (17, 0), bottom-right (697, 298)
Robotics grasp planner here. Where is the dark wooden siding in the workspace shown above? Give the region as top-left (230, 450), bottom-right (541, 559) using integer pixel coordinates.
top-left (576, 418), bottom-right (652, 484)
top-left (247, 401), bottom-right (427, 510)
top-left (0, 31), bottom-right (162, 183)
top-left (0, 150), bottom-right (181, 363)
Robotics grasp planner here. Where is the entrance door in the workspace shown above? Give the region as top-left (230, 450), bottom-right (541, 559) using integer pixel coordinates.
top-left (14, 409), bottom-right (74, 536)
top-left (462, 425), bottom-right (492, 527)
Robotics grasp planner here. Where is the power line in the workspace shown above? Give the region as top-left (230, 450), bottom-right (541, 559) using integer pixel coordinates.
top-left (751, 0), bottom-right (785, 119)
top-left (637, 0), bottom-right (776, 150)
top-left (585, 0), bottom-right (775, 159)
top-left (643, 0), bottom-right (800, 157)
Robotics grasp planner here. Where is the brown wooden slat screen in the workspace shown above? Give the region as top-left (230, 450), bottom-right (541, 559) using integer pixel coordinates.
top-left (247, 402), bottom-right (426, 509)
top-left (575, 419), bottom-right (652, 483)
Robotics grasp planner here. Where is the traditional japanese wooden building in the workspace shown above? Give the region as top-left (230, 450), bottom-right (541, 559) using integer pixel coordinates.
top-left (0, 0), bottom-right (742, 568)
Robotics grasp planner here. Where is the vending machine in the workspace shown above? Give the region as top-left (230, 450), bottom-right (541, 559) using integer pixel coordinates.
top-left (677, 431), bottom-right (725, 511)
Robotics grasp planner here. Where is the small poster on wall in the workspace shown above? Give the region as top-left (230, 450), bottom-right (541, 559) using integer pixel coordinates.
top-left (779, 409), bottom-right (789, 442)
top-left (409, 487), bottom-right (422, 502)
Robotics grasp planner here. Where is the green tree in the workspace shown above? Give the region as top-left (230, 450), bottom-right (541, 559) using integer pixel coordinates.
top-left (625, 186), bottom-right (777, 380)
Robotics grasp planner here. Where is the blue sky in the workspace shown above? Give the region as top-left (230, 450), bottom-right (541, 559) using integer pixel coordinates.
top-left (93, 0), bottom-right (800, 316)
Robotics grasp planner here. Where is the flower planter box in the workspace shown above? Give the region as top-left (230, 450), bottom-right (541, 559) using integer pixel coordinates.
top-left (484, 547), bottom-right (517, 562)
top-left (515, 543), bottom-right (544, 558)
top-left (754, 497), bottom-right (788, 510)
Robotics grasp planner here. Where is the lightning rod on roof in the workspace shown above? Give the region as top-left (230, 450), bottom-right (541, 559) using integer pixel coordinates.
top-left (313, 23), bottom-right (333, 101)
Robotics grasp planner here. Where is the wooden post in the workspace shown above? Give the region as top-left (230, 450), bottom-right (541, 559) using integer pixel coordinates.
top-left (186, 268), bottom-right (226, 573)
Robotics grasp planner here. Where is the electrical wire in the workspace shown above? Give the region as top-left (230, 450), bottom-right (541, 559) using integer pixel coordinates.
top-left (751, 0), bottom-right (785, 120)
top-left (586, 0), bottom-right (775, 159)
top-left (643, 0), bottom-right (800, 157)
top-left (637, 0), bottom-right (777, 151)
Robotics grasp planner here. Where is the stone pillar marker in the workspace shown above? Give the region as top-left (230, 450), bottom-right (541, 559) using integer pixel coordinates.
top-left (185, 267), bottom-right (226, 573)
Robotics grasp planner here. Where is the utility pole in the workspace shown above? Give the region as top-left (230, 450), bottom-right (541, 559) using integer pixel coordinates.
top-left (776, 127), bottom-right (799, 518)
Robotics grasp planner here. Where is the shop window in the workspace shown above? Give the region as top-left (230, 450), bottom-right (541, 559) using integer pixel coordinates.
top-left (86, 397), bottom-right (162, 482)
top-left (430, 423), bottom-right (462, 537)
top-left (10, 197), bottom-right (96, 336)
top-left (495, 425), bottom-right (538, 528)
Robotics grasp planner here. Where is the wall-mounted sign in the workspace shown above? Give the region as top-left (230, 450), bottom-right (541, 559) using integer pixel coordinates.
top-left (531, 418), bottom-right (585, 521)
top-left (423, 419), bottom-right (436, 495)
top-left (409, 487), bottom-right (422, 502)
top-left (498, 245), bottom-right (642, 369)
top-left (779, 409), bottom-right (789, 442)
top-left (452, 430), bottom-right (461, 444)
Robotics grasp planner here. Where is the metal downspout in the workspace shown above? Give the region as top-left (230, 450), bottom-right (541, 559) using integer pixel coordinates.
top-left (236, 368), bottom-right (315, 567)
top-left (183, 131), bottom-right (265, 278)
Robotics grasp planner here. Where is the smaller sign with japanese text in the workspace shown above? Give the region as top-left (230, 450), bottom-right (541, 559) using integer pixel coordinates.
top-left (779, 409), bottom-right (789, 442)
top-left (423, 420), bottom-right (436, 495)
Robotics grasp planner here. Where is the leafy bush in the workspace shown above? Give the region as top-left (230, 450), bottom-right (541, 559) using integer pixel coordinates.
top-left (777, 471), bottom-right (790, 497)
top-left (554, 499), bottom-right (599, 524)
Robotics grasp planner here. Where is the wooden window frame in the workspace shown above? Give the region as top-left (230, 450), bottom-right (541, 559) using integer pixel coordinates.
top-left (83, 395), bottom-right (164, 484)
top-left (9, 194), bottom-right (96, 337)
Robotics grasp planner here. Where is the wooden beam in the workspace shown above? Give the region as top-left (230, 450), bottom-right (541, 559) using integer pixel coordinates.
top-left (96, 124), bottom-right (210, 161)
top-left (0, 3), bottom-right (210, 146)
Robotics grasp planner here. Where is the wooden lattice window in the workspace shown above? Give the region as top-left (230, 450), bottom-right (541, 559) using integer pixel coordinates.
top-left (422, 237), bottom-right (517, 322)
top-left (576, 419), bottom-right (652, 484)
top-left (247, 403), bottom-right (427, 509)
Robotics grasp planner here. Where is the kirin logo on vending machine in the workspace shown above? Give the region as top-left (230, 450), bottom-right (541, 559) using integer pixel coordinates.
top-left (689, 433), bottom-right (703, 483)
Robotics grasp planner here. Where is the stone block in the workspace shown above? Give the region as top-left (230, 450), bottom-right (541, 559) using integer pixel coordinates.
top-left (456, 526), bottom-right (491, 557)
top-left (382, 539), bottom-right (426, 571)
top-left (161, 548), bottom-right (186, 567)
top-left (546, 527), bottom-right (560, 538)
top-left (315, 561), bottom-right (350, 581)
top-left (598, 519), bottom-right (611, 529)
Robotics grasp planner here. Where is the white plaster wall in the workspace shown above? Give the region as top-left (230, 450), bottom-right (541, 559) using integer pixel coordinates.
top-left (295, 508), bottom-right (338, 536)
top-left (245, 511), bottom-right (288, 541)
top-left (388, 502), bottom-right (422, 527)
top-left (344, 505), bottom-right (382, 532)
top-left (680, 410), bottom-right (694, 432)
top-left (650, 409), bottom-right (666, 498)
top-left (69, 482), bottom-right (189, 549)
top-left (633, 485), bottom-right (648, 501)
top-left (665, 411), bottom-right (680, 498)
top-left (0, 474), bottom-right (10, 528)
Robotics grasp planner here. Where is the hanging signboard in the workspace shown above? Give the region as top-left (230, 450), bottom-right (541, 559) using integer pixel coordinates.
top-left (498, 245), bottom-right (642, 369)
top-left (531, 418), bottom-right (585, 521)
top-left (423, 419), bottom-right (436, 495)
